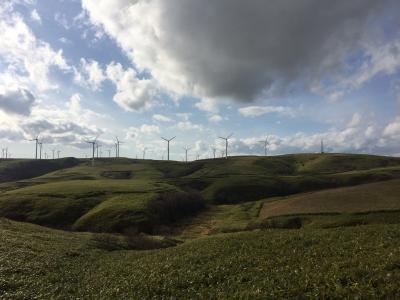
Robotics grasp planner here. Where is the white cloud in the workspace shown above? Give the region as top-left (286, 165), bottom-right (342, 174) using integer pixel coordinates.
top-left (139, 124), bottom-right (160, 134)
top-left (176, 121), bottom-right (203, 131)
top-left (58, 37), bottom-right (71, 44)
top-left (347, 112), bottom-right (362, 127)
top-left (74, 58), bottom-right (105, 91)
top-left (0, 5), bottom-right (70, 92)
top-left (195, 98), bottom-right (219, 113)
top-left (239, 105), bottom-right (294, 117)
top-left (0, 88), bottom-right (35, 116)
top-left (153, 114), bottom-right (173, 122)
top-left (208, 114), bottom-right (223, 123)
top-left (31, 9), bottom-right (41, 23)
top-left (105, 62), bottom-right (158, 111)
top-left (384, 117), bottom-right (400, 137)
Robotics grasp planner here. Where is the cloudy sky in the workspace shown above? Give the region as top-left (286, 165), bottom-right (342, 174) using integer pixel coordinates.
top-left (1, 0), bottom-right (400, 160)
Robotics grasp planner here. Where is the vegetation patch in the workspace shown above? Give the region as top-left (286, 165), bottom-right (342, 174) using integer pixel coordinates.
top-left (91, 232), bottom-right (178, 251)
top-left (0, 158), bottom-right (80, 183)
top-left (101, 170), bottom-right (132, 179)
top-left (148, 190), bottom-right (206, 225)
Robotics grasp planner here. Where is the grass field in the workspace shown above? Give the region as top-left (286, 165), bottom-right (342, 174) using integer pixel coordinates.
top-left (1, 153), bottom-right (400, 298)
top-left (1, 217), bottom-right (400, 299)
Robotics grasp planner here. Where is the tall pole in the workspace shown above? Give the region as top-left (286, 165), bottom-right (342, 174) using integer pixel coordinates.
top-left (184, 147), bottom-right (191, 162)
top-left (35, 140), bottom-right (38, 159)
top-left (52, 149), bottom-right (55, 160)
top-left (321, 139), bottom-right (324, 154)
top-left (161, 136), bottom-right (176, 161)
top-left (219, 133), bottom-right (233, 159)
top-left (39, 142), bottom-right (42, 159)
top-left (57, 150), bottom-right (60, 159)
top-left (225, 139), bottom-right (228, 158)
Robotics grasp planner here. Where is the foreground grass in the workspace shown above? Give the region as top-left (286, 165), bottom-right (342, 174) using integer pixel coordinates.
top-left (1, 218), bottom-right (400, 299)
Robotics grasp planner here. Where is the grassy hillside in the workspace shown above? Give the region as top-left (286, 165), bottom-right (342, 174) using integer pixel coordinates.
top-left (260, 179), bottom-right (400, 219)
top-left (1, 217), bottom-right (400, 298)
top-left (1, 153), bottom-right (400, 234)
top-left (0, 158), bottom-right (80, 183)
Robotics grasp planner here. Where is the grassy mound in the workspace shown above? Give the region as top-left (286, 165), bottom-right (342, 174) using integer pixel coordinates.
top-left (0, 158), bottom-right (80, 183)
top-left (260, 179), bottom-right (400, 219)
top-left (74, 190), bottom-right (206, 233)
top-left (2, 217), bottom-right (400, 298)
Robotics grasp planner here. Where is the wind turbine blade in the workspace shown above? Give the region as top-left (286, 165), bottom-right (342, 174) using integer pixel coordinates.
top-left (227, 133), bottom-right (233, 139)
top-left (170, 136), bottom-right (176, 141)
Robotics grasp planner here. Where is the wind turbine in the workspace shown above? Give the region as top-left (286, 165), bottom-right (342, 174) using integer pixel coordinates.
top-left (218, 133), bottom-right (233, 159)
top-left (142, 147), bottom-right (148, 159)
top-left (321, 139), bottom-right (324, 154)
top-left (259, 136), bottom-right (270, 156)
top-left (84, 135), bottom-right (99, 165)
top-left (183, 146), bottom-right (191, 162)
top-left (38, 141), bottom-right (43, 159)
top-left (29, 135), bottom-right (40, 159)
top-left (115, 137), bottom-right (123, 158)
top-left (96, 142), bottom-right (102, 158)
top-left (57, 150), bottom-right (61, 159)
top-left (2, 148), bottom-right (8, 159)
top-left (52, 149), bottom-right (55, 160)
top-left (107, 149), bottom-right (111, 158)
top-left (161, 136), bottom-right (175, 161)
top-left (211, 147), bottom-right (217, 159)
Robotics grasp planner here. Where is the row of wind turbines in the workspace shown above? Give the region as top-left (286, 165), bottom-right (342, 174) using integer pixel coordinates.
top-left (29, 136), bottom-right (61, 160)
top-left (9, 134), bottom-right (327, 162)
top-left (23, 133), bottom-right (273, 162)
top-left (23, 134), bottom-right (328, 163)
top-left (81, 133), bottom-right (272, 164)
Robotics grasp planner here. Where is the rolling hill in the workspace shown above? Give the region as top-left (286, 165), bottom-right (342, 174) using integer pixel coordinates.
top-left (1, 153), bottom-right (400, 298)
top-left (1, 153), bottom-right (400, 234)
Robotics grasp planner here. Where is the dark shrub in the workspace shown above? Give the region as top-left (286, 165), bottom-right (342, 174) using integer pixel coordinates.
top-left (148, 190), bottom-right (206, 224)
top-left (261, 217), bottom-right (303, 229)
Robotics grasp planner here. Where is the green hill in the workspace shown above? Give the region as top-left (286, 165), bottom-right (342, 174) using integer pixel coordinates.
top-left (2, 153), bottom-right (400, 298)
top-left (1, 217), bottom-right (400, 298)
top-left (1, 153), bottom-right (400, 234)
top-left (260, 179), bottom-right (400, 219)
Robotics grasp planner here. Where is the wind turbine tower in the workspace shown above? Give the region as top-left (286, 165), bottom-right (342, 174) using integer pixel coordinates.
top-left (183, 146), bottom-right (191, 162)
top-left (52, 149), bottom-right (55, 160)
top-left (161, 136), bottom-right (176, 161)
top-left (321, 139), bottom-right (324, 154)
top-left (142, 147), bottom-right (148, 159)
top-left (218, 133), bottom-right (233, 159)
top-left (29, 136), bottom-right (40, 159)
top-left (96, 142), bottom-right (102, 158)
top-left (115, 137), bottom-right (123, 158)
top-left (38, 141), bottom-right (43, 160)
top-left (211, 147), bottom-right (217, 159)
top-left (259, 136), bottom-right (270, 156)
top-left (85, 135), bottom-right (99, 165)
top-left (57, 150), bottom-right (61, 159)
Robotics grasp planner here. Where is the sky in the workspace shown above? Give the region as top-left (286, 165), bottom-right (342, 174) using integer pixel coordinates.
top-left (1, 0), bottom-right (400, 160)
